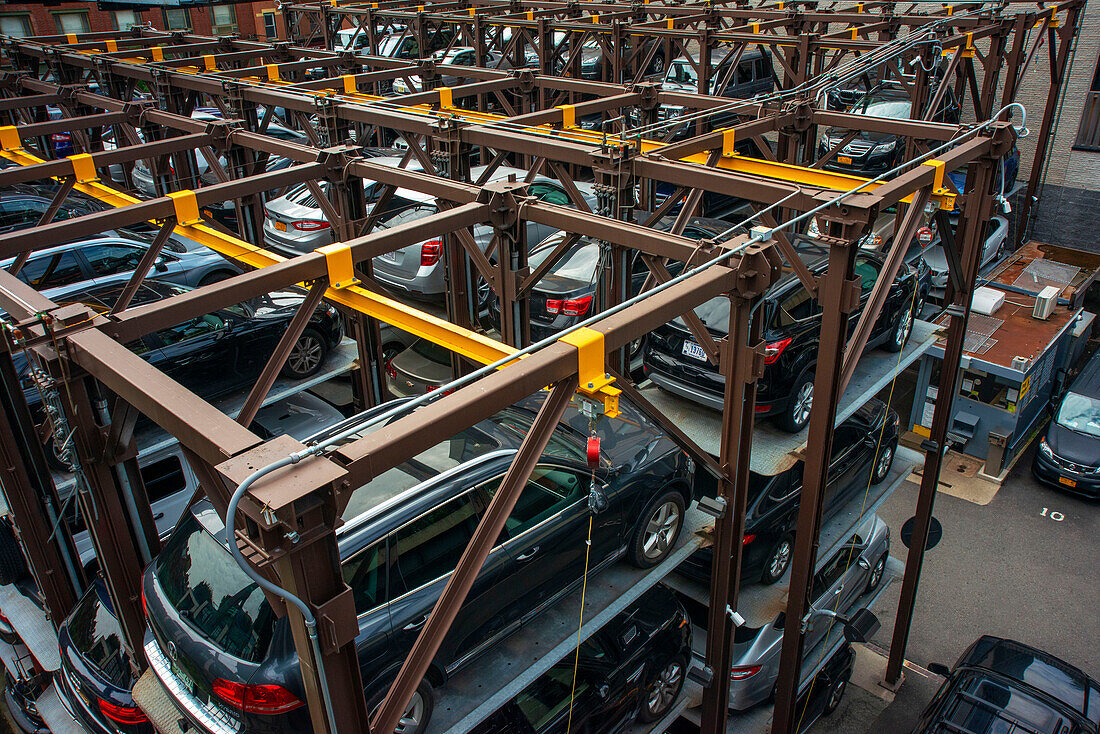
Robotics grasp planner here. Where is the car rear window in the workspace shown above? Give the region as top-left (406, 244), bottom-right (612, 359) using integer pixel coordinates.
top-left (155, 513), bottom-right (275, 663)
top-left (933, 673), bottom-right (1082, 734)
top-left (64, 583), bottom-right (132, 689)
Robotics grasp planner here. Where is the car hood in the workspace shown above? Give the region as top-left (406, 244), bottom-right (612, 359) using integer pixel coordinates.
top-left (823, 126), bottom-right (896, 144)
top-left (1045, 421), bottom-right (1100, 467)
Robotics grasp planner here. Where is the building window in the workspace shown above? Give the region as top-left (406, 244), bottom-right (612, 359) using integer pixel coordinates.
top-left (262, 11), bottom-right (278, 39)
top-left (0, 15), bottom-right (32, 38)
top-left (113, 10), bottom-right (142, 31)
top-left (54, 11), bottom-right (90, 35)
top-left (163, 8), bottom-right (191, 31)
top-left (211, 5), bottom-right (238, 35)
top-left (1074, 58), bottom-right (1100, 151)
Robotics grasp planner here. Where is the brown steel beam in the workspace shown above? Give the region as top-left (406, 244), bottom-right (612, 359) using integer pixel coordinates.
top-left (109, 219), bottom-right (177, 315)
top-left (372, 376), bottom-right (578, 734)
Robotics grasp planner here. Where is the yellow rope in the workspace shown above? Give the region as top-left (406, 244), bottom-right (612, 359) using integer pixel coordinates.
top-left (565, 514), bottom-right (595, 734)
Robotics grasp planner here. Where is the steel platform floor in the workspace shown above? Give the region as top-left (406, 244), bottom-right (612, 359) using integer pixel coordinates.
top-left (638, 319), bottom-right (939, 476)
top-left (0, 583), bottom-right (60, 671)
top-left (35, 682), bottom-right (88, 734)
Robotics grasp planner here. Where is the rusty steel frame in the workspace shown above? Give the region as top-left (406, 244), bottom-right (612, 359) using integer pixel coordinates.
top-left (0, 12), bottom-right (1069, 734)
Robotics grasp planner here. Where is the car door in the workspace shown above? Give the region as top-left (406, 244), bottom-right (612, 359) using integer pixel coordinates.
top-left (807, 551), bottom-right (850, 649)
top-left (149, 310), bottom-right (239, 398)
top-left (0, 197), bottom-right (48, 234)
top-left (822, 423), bottom-right (863, 514)
top-left (16, 249), bottom-right (90, 292)
top-left (340, 537), bottom-right (394, 686)
top-left (490, 464), bottom-right (606, 621)
top-left (79, 242), bottom-right (146, 280)
top-left (386, 489), bottom-right (513, 670)
top-left (511, 657), bottom-right (601, 734)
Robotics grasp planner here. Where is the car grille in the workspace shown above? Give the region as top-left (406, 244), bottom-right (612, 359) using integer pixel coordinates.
top-left (826, 138), bottom-right (874, 156)
top-left (144, 639), bottom-right (241, 734)
top-left (1053, 454), bottom-right (1099, 474)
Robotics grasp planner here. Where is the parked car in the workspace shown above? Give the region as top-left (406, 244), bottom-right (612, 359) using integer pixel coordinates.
top-left (0, 188), bottom-right (116, 239)
top-left (522, 33), bottom-right (667, 80)
top-left (55, 577), bottom-right (152, 734)
top-left (197, 154), bottom-right (296, 232)
top-left (371, 169), bottom-right (597, 302)
top-left (132, 110), bottom-right (308, 197)
top-left (643, 47), bottom-right (774, 141)
top-left (0, 234), bottom-right (241, 300)
top-left (386, 338), bottom-right (452, 398)
top-left (819, 82), bottom-right (961, 177)
top-left (644, 241), bottom-right (918, 432)
top-left (721, 515), bottom-right (889, 710)
top-left (13, 280), bottom-right (343, 467)
top-left (922, 215), bottom-right (1009, 291)
top-left (913, 636), bottom-right (1100, 733)
top-left (501, 215), bottom-right (739, 345)
top-left (680, 400), bottom-right (899, 585)
top-left (473, 584), bottom-right (691, 733)
top-left (1033, 348), bottom-right (1100, 497)
top-left (392, 47), bottom-right (512, 95)
top-left (142, 392), bottom-right (698, 734)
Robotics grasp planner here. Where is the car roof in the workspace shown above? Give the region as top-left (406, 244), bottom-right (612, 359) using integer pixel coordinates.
top-left (958, 636), bottom-right (1099, 719)
top-left (672, 45), bottom-right (768, 67)
top-left (0, 236), bottom-right (145, 266)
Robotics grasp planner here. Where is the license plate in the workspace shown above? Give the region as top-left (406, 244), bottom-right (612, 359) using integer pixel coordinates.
top-left (171, 660), bottom-right (196, 695)
top-left (837, 155), bottom-right (853, 165)
top-left (681, 340), bottom-right (707, 361)
top-left (381, 250), bottom-right (398, 262)
top-left (1059, 476), bottom-right (1077, 488)
top-left (275, 221), bottom-right (287, 232)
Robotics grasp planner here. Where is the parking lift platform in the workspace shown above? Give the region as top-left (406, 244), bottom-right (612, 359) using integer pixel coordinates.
top-left (638, 319), bottom-right (939, 475)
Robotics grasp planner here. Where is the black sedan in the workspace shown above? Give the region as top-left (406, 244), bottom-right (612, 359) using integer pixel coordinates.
top-left (680, 399), bottom-right (900, 585)
top-left (14, 279), bottom-right (342, 466)
top-left (473, 584), bottom-right (691, 733)
top-left (1033, 347), bottom-right (1100, 497)
top-left (141, 393), bottom-right (699, 734)
top-left (644, 242), bottom-right (918, 432)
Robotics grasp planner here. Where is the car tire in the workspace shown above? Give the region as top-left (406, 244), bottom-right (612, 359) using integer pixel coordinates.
top-left (281, 328), bottom-right (329, 379)
top-left (823, 673), bottom-right (849, 715)
top-left (760, 533), bottom-right (794, 585)
top-left (639, 654), bottom-right (687, 722)
top-left (866, 552), bottom-right (887, 593)
top-left (367, 679), bottom-right (434, 734)
top-left (871, 440), bottom-right (896, 485)
top-left (198, 270), bottom-right (235, 287)
top-left (778, 371), bottom-right (814, 433)
top-left (0, 519), bottom-right (29, 587)
top-left (629, 490), bottom-right (686, 568)
top-left (884, 303), bottom-right (914, 353)
top-left (650, 53), bottom-right (666, 75)
top-left (43, 424), bottom-right (75, 473)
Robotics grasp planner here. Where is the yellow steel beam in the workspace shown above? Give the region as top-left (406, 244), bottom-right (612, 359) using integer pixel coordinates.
top-left (0, 146), bottom-right (516, 368)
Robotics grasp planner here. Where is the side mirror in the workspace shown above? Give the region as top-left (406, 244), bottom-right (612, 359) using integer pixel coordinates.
top-left (927, 662), bottom-right (951, 677)
top-left (154, 259), bottom-right (168, 272)
top-left (857, 557), bottom-right (871, 570)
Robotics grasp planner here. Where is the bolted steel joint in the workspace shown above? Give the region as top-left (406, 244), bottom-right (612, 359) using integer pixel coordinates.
top-left (733, 242), bottom-right (782, 299)
top-left (478, 180), bottom-right (529, 230)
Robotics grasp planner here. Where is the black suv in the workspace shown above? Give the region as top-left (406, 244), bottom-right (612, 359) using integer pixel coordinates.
top-left (1033, 347), bottom-right (1100, 498)
top-left (915, 636), bottom-right (1099, 733)
top-left (644, 242), bottom-right (918, 432)
top-left (680, 399), bottom-right (899, 585)
top-left (142, 394), bottom-right (697, 734)
top-left (819, 83), bottom-right (961, 177)
top-left (473, 584), bottom-right (691, 733)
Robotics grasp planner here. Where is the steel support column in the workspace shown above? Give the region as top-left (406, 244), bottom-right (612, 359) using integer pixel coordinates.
top-left (885, 154), bottom-right (997, 685)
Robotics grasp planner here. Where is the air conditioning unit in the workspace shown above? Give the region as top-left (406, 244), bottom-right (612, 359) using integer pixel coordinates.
top-left (972, 287), bottom-right (1005, 316)
top-left (1033, 285), bottom-right (1060, 320)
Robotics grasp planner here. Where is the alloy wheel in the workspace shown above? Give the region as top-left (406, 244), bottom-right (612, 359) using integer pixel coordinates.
top-left (827, 678), bottom-right (847, 712)
top-left (770, 538), bottom-right (792, 578)
top-left (869, 555), bottom-right (885, 590)
top-left (793, 381), bottom-right (814, 427)
top-left (394, 691), bottom-right (425, 734)
top-left (895, 306), bottom-right (913, 347)
top-left (876, 444), bottom-right (894, 480)
top-left (643, 500), bottom-right (682, 560)
top-left (647, 659), bottom-right (683, 715)
top-left (288, 334), bottom-right (324, 376)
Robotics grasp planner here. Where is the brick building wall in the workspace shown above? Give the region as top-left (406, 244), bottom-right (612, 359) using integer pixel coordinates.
top-left (0, 2), bottom-right (284, 42)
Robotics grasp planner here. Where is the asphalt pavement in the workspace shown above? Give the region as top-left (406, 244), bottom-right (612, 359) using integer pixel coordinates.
top-left (834, 439), bottom-right (1100, 731)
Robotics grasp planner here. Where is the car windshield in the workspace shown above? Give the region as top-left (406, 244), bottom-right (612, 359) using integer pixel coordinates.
top-left (1055, 392), bottom-right (1100, 437)
top-left (155, 512), bottom-right (276, 662)
top-left (64, 583), bottom-right (132, 689)
top-left (531, 239), bottom-right (601, 283)
top-left (852, 96), bottom-right (912, 119)
top-left (933, 672), bottom-right (1083, 734)
top-left (666, 61), bottom-right (698, 86)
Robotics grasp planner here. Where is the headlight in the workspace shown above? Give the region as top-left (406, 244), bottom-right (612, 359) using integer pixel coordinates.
top-left (1039, 437), bottom-right (1054, 459)
top-left (873, 139), bottom-right (897, 154)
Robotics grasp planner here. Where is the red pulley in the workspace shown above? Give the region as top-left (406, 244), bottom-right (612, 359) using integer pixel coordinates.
top-left (586, 436), bottom-right (600, 468)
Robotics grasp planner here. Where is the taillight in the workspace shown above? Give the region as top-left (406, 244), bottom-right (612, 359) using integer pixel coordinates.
top-left (98, 699), bottom-right (148, 725)
top-left (212, 679), bottom-right (304, 715)
top-left (730, 665), bottom-right (762, 680)
top-left (754, 404), bottom-right (771, 413)
top-left (141, 586), bottom-right (147, 618)
top-left (742, 534), bottom-right (756, 545)
top-left (763, 337), bottom-right (792, 365)
top-left (546, 296), bottom-right (592, 316)
top-left (420, 240), bottom-right (443, 267)
top-left (292, 220), bottom-right (330, 231)
top-left (385, 358), bottom-right (397, 380)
